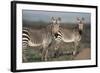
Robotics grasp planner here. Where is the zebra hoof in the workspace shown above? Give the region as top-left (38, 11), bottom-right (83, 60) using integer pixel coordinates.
top-left (72, 51), bottom-right (79, 56)
top-left (72, 51), bottom-right (77, 56)
top-left (72, 51), bottom-right (76, 56)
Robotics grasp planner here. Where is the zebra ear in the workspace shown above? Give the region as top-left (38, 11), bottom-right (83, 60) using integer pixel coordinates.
top-left (82, 17), bottom-right (85, 21)
top-left (50, 17), bottom-right (54, 24)
top-left (51, 17), bottom-right (55, 21)
top-left (58, 17), bottom-right (61, 21)
top-left (77, 17), bottom-right (80, 21)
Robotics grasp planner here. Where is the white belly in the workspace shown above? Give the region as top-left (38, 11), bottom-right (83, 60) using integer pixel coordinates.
top-left (62, 37), bottom-right (74, 43)
top-left (61, 35), bottom-right (81, 43)
top-left (28, 41), bottom-right (41, 47)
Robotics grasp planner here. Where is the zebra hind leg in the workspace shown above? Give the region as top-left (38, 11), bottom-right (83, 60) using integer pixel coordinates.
top-left (41, 48), bottom-right (47, 61)
top-left (72, 41), bottom-right (79, 56)
top-left (22, 43), bottom-right (29, 62)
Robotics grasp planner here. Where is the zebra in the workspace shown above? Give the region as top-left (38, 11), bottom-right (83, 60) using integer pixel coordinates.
top-left (22, 17), bottom-right (61, 61)
top-left (53, 17), bottom-right (85, 56)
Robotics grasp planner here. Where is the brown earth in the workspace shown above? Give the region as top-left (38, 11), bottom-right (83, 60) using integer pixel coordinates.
top-left (74, 48), bottom-right (91, 60)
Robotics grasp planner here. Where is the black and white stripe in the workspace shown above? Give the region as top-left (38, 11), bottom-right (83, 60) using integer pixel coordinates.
top-left (54, 31), bottom-right (62, 41)
top-left (22, 27), bottom-right (30, 48)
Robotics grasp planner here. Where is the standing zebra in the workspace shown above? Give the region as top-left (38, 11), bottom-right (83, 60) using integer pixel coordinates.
top-left (22, 17), bottom-right (61, 61)
top-left (54, 17), bottom-right (85, 56)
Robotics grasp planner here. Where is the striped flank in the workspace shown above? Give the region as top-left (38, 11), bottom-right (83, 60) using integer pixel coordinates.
top-left (22, 28), bottom-right (30, 48)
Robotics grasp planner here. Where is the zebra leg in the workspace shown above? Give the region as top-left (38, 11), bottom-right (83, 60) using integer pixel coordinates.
top-left (41, 48), bottom-right (49, 61)
top-left (54, 46), bottom-right (60, 57)
top-left (54, 40), bottom-right (61, 57)
top-left (22, 52), bottom-right (28, 62)
top-left (73, 41), bottom-right (79, 56)
top-left (41, 46), bottom-right (48, 61)
top-left (41, 48), bottom-right (45, 61)
top-left (22, 46), bottom-right (28, 62)
top-left (44, 49), bottom-right (48, 61)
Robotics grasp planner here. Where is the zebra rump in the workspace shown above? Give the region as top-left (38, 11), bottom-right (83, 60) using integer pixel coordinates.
top-left (22, 27), bottom-right (30, 48)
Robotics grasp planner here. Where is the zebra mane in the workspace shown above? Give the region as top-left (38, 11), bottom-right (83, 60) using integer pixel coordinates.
top-left (74, 24), bottom-right (83, 35)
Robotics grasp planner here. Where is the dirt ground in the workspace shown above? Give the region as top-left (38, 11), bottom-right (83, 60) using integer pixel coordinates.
top-left (74, 48), bottom-right (91, 60)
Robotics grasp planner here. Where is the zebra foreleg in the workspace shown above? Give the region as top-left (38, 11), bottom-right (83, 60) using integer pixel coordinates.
top-left (45, 49), bottom-right (48, 61)
top-left (73, 41), bottom-right (79, 56)
top-left (41, 48), bottom-right (45, 61)
top-left (41, 48), bottom-right (48, 61)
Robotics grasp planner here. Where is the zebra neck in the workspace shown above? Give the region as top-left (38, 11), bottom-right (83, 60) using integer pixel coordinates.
top-left (78, 29), bottom-right (83, 35)
top-left (74, 26), bottom-right (83, 35)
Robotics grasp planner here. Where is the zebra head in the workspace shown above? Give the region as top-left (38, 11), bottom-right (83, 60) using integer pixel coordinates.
top-left (50, 17), bottom-right (61, 38)
top-left (77, 17), bottom-right (85, 31)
